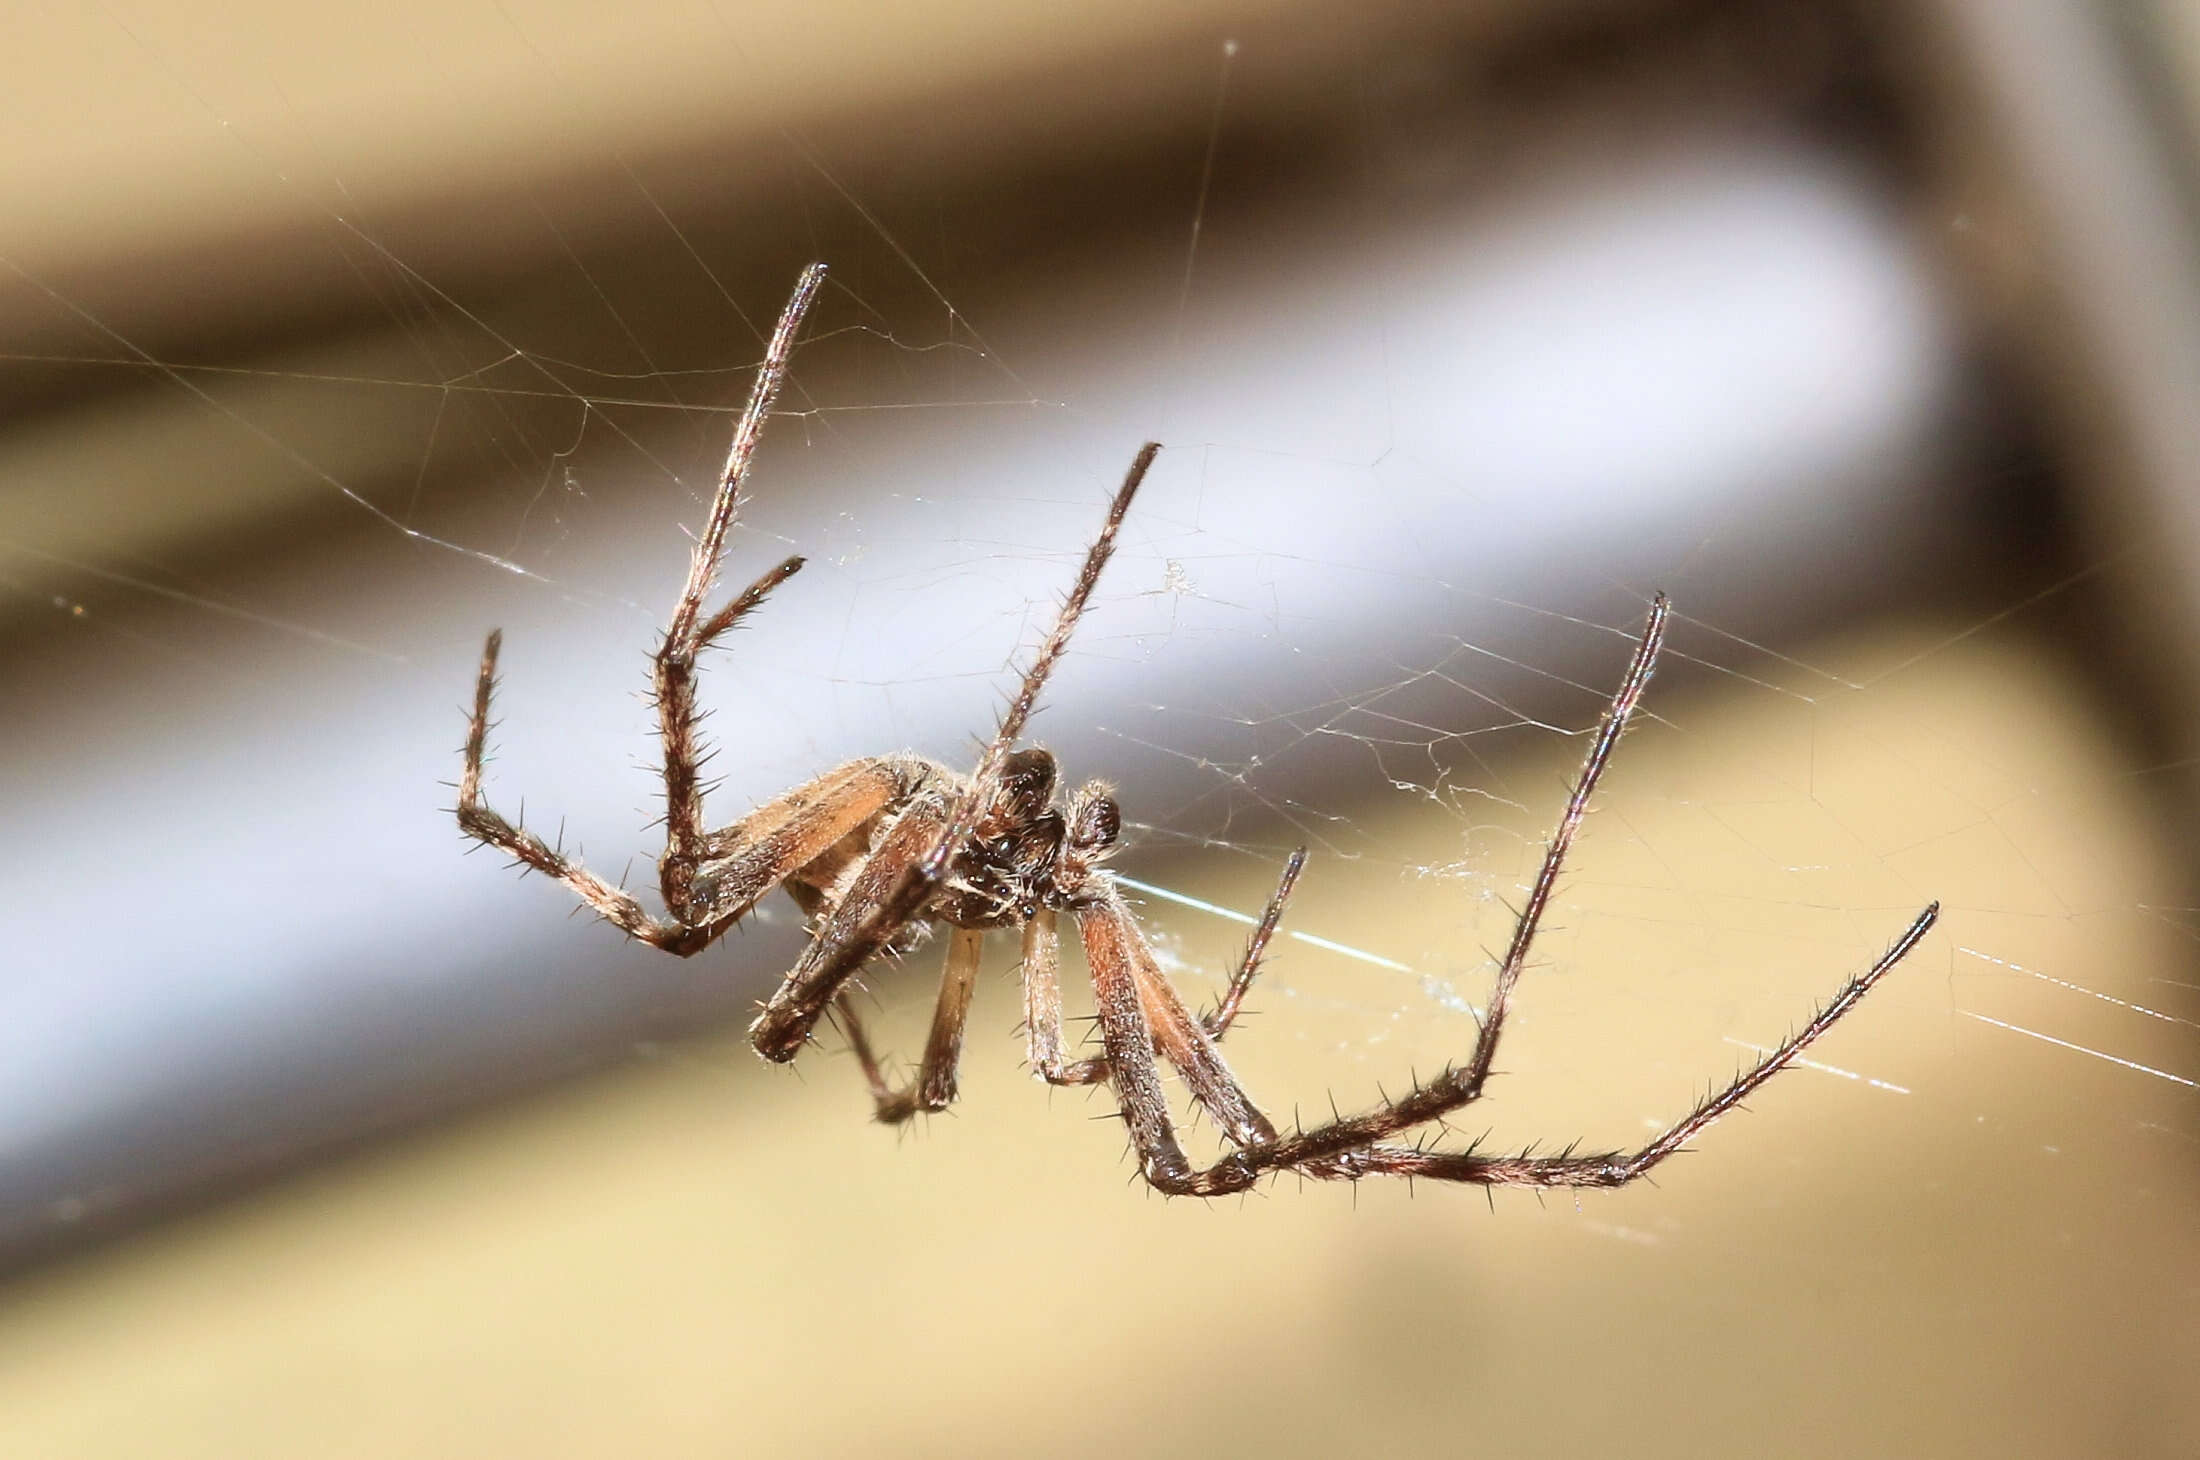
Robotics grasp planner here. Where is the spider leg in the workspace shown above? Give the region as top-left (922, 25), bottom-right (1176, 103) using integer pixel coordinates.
top-left (1199, 846), bottom-right (1306, 1040)
top-left (654, 553), bottom-right (806, 918)
top-left (749, 791), bottom-right (954, 1061)
top-left (1019, 910), bottom-right (1078, 1077)
top-left (834, 927), bottom-right (985, 1122)
top-left (1022, 848), bottom-right (1305, 1087)
top-left (1084, 896), bottom-right (1197, 1188)
top-left (1078, 891), bottom-right (1308, 1191)
top-left (788, 443), bottom-right (1162, 1012)
top-left (1094, 893), bottom-right (1937, 1198)
top-left (1080, 891), bottom-right (1277, 1147)
top-left (460, 628), bottom-right (910, 954)
top-left (660, 263), bottom-right (825, 660)
top-left (1170, 901), bottom-right (1942, 1195)
top-left (1066, 598), bottom-right (1938, 1198)
top-left (1161, 598), bottom-right (1670, 1157)
top-left (677, 756), bottom-right (915, 932)
top-left (458, 630), bottom-right (690, 950)
top-left (457, 267), bottom-right (841, 954)
top-left (650, 264), bottom-right (826, 916)
top-left (1367, 902), bottom-right (1942, 1186)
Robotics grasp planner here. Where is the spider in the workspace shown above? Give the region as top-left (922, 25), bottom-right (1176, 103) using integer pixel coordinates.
top-left (456, 262), bottom-right (1940, 1198)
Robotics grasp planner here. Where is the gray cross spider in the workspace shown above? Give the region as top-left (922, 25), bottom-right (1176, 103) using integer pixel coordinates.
top-left (456, 262), bottom-right (1939, 1198)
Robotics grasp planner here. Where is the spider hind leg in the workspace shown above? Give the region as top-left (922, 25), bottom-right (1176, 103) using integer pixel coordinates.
top-left (1067, 598), bottom-right (1939, 1199)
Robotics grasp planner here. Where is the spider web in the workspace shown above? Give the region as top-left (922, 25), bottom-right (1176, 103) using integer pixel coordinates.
top-left (0, 4), bottom-right (2194, 1417)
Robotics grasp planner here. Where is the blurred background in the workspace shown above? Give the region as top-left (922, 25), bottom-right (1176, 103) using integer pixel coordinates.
top-left (3, 0), bottom-right (2198, 1454)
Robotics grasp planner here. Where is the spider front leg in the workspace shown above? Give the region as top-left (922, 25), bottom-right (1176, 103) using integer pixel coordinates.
top-left (1074, 891), bottom-right (1279, 1152)
top-left (1111, 597), bottom-right (1675, 1192)
top-left (1316, 902), bottom-right (1940, 1189)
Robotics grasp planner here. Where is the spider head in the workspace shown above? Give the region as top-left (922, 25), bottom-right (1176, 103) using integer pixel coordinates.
top-left (942, 748), bottom-right (1068, 923)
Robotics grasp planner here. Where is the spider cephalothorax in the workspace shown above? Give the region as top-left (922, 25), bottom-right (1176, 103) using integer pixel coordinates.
top-left (936, 748), bottom-right (1123, 924)
top-left (457, 262), bottom-right (1939, 1196)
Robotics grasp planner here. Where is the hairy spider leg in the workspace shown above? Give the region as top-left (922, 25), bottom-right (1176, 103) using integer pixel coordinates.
top-left (1068, 597), bottom-right (1940, 1195)
top-left (654, 261), bottom-right (826, 917)
top-left (834, 926), bottom-right (987, 1122)
top-left (1326, 904), bottom-right (1936, 1188)
top-left (1201, 846), bottom-right (1308, 1038)
top-left (1078, 889), bottom-right (1277, 1147)
top-left (457, 628), bottom-right (689, 949)
top-left (1074, 597), bottom-right (1669, 1184)
top-left (460, 624), bottom-right (911, 954)
top-left (1021, 848), bottom-right (1305, 1089)
top-left (829, 837), bottom-right (1295, 1127)
top-left (749, 790), bottom-right (955, 1061)
top-left (460, 264), bottom-right (914, 955)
